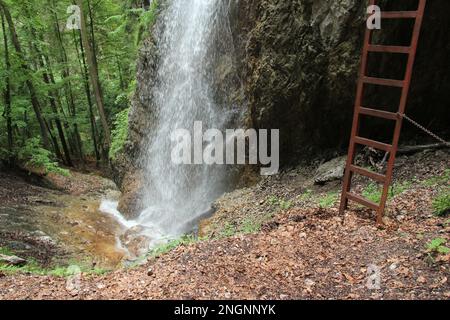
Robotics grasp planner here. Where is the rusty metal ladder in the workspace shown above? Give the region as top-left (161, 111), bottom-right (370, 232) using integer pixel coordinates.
top-left (339, 0), bottom-right (427, 224)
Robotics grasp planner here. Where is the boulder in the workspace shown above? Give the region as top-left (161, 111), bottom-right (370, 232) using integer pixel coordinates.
top-left (117, 171), bottom-right (145, 219)
top-left (0, 254), bottom-right (27, 266)
top-left (314, 156), bottom-right (347, 185)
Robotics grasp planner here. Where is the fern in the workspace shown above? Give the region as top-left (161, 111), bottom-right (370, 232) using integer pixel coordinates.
top-left (18, 138), bottom-right (69, 176)
top-left (109, 108), bottom-right (130, 160)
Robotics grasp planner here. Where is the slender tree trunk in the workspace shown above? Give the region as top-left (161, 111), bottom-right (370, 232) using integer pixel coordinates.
top-left (40, 53), bottom-right (73, 166)
top-left (77, 0), bottom-right (111, 151)
top-left (46, 119), bottom-right (63, 161)
top-left (87, 0), bottom-right (99, 71)
top-left (0, 0), bottom-right (50, 149)
top-left (26, 18), bottom-right (73, 167)
top-left (73, 28), bottom-right (100, 164)
top-left (1, 11), bottom-right (13, 167)
top-left (52, 2), bottom-right (85, 163)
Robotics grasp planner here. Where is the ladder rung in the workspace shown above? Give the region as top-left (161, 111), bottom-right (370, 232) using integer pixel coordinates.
top-left (381, 11), bottom-right (418, 19)
top-left (359, 107), bottom-right (398, 120)
top-left (368, 45), bottom-right (411, 54)
top-left (349, 165), bottom-right (386, 183)
top-left (354, 136), bottom-right (392, 152)
top-left (346, 192), bottom-right (379, 211)
top-left (362, 76), bottom-right (404, 88)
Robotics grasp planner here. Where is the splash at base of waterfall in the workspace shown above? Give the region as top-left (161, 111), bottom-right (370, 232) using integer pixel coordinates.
top-left (99, 199), bottom-right (214, 257)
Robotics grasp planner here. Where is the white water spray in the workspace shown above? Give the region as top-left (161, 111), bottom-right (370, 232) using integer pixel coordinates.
top-left (102, 0), bottom-right (240, 244)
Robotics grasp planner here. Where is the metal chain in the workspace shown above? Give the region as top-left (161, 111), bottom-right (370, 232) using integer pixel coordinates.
top-left (401, 113), bottom-right (450, 147)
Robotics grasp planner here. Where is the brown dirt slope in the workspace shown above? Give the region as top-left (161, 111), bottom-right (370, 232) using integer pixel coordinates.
top-left (0, 151), bottom-right (448, 300)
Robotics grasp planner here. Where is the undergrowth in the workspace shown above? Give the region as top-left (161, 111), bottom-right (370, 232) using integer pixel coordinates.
top-left (18, 138), bottom-right (70, 176)
top-left (432, 191), bottom-right (450, 216)
top-left (0, 247), bottom-right (108, 277)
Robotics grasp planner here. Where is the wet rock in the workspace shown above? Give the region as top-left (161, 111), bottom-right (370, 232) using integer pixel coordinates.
top-left (0, 254), bottom-right (27, 266)
top-left (26, 197), bottom-right (56, 205)
top-left (117, 171), bottom-right (145, 220)
top-left (314, 156), bottom-right (347, 185)
top-left (119, 226), bottom-right (152, 257)
top-left (30, 231), bottom-right (57, 246)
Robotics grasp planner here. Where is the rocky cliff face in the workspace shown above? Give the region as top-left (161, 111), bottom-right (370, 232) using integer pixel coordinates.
top-left (236, 0), bottom-right (449, 162)
top-left (114, 0), bottom-right (450, 217)
top-left (235, 0), bottom-right (366, 162)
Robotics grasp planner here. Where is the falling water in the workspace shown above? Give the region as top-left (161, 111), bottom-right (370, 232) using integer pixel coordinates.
top-left (103, 0), bottom-right (241, 243)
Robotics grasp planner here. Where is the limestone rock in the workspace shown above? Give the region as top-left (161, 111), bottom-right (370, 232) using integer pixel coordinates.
top-left (117, 171), bottom-right (145, 219)
top-left (0, 254), bottom-right (27, 266)
top-left (314, 156), bottom-right (347, 185)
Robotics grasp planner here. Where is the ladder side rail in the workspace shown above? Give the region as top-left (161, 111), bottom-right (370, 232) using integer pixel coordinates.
top-left (376, 0), bottom-right (427, 223)
top-left (339, 0), bottom-right (376, 214)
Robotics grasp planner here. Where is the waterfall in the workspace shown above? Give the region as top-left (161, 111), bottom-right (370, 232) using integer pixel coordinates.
top-left (127, 0), bottom-right (240, 240)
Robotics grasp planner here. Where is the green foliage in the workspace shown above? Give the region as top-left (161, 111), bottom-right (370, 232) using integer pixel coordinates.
top-left (426, 238), bottom-right (450, 255)
top-left (267, 195), bottom-right (278, 205)
top-left (0, 247), bottom-right (108, 276)
top-left (0, 247), bottom-right (14, 256)
top-left (0, 261), bottom-right (50, 276)
top-left (18, 138), bottom-right (70, 176)
top-left (432, 191), bottom-right (450, 216)
top-left (215, 213), bottom-right (274, 238)
top-left (148, 234), bottom-right (203, 258)
top-left (422, 169), bottom-right (450, 187)
top-left (363, 183), bottom-right (382, 203)
top-left (318, 192), bottom-right (339, 208)
top-left (0, 0), bottom-right (161, 165)
top-left (0, 263), bottom-right (108, 277)
top-left (240, 217), bottom-right (264, 234)
top-left (391, 181), bottom-right (412, 195)
top-left (297, 189), bottom-right (313, 202)
top-left (219, 222), bottom-right (238, 238)
top-left (363, 181), bottom-right (412, 203)
top-left (109, 108), bottom-right (129, 160)
top-left (135, 0), bottom-right (159, 44)
top-left (267, 195), bottom-right (292, 210)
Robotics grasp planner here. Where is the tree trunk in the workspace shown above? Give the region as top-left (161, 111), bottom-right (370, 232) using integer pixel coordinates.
top-left (73, 28), bottom-right (100, 164)
top-left (1, 11), bottom-right (13, 167)
top-left (51, 1), bottom-right (85, 163)
top-left (26, 18), bottom-right (73, 167)
top-left (0, 0), bottom-right (50, 149)
top-left (77, 0), bottom-right (111, 150)
top-left (40, 54), bottom-right (73, 167)
top-left (45, 119), bottom-right (63, 161)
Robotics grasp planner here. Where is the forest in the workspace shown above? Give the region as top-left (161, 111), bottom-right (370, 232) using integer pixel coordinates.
top-left (0, 0), bottom-right (157, 172)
